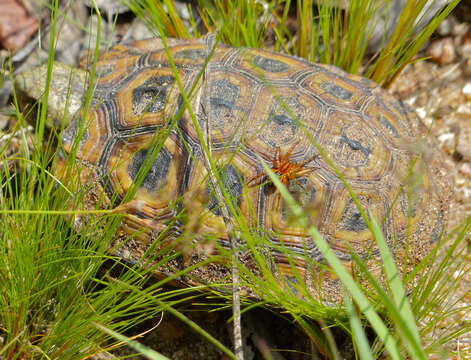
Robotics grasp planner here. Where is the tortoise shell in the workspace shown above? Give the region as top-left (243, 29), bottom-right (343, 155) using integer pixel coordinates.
top-left (61, 36), bottom-right (450, 301)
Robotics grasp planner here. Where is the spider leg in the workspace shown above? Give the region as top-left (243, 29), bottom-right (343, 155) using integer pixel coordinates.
top-left (292, 165), bottom-right (320, 177)
top-left (247, 172), bottom-right (266, 187)
top-left (283, 139), bottom-right (301, 162)
top-left (299, 153), bottom-right (320, 166)
top-left (279, 161), bottom-right (292, 174)
top-left (275, 147), bottom-right (282, 167)
top-left (292, 179), bottom-right (307, 192)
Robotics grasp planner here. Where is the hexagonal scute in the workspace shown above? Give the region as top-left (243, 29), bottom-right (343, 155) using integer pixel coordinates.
top-left (100, 133), bottom-right (187, 220)
top-left (201, 69), bottom-right (257, 147)
top-left (232, 48), bottom-right (319, 82)
top-left (113, 67), bottom-right (194, 131)
top-left (391, 170), bottom-right (447, 247)
top-left (321, 183), bottom-right (391, 259)
top-left (316, 108), bottom-right (393, 181)
top-left (362, 95), bottom-right (421, 150)
top-left (300, 66), bottom-right (372, 111)
top-left (244, 86), bottom-right (323, 155)
top-left (263, 175), bottom-right (326, 239)
top-left (183, 149), bottom-right (261, 243)
top-left (93, 56), bottom-right (141, 89)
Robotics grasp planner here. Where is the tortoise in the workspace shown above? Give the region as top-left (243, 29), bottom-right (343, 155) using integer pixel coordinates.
top-left (15, 35), bottom-right (451, 302)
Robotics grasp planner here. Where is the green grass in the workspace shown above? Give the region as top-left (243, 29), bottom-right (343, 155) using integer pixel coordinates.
top-left (0, 2), bottom-right (233, 359)
top-left (125, 0), bottom-right (460, 86)
top-left (1, 0), bottom-right (470, 359)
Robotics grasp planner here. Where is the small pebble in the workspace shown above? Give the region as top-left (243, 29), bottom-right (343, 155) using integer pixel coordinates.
top-left (0, 113), bottom-right (9, 130)
top-left (452, 22), bottom-right (469, 37)
top-left (416, 107), bottom-right (427, 119)
top-left (462, 83), bottom-right (471, 100)
top-left (458, 162), bottom-right (471, 178)
top-left (462, 58), bottom-right (471, 77)
top-left (458, 35), bottom-right (471, 59)
top-left (426, 37), bottom-right (456, 65)
top-left (456, 127), bottom-right (471, 161)
top-left (437, 133), bottom-right (456, 155)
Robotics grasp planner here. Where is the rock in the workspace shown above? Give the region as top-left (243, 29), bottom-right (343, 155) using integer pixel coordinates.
top-left (426, 37), bottom-right (456, 65)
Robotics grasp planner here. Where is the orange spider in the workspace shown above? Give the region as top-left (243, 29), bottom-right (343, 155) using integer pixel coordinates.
top-left (248, 141), bottom-right (319, 188)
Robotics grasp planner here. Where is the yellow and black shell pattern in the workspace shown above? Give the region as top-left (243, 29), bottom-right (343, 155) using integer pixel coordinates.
top-left (63, 36), bottom-right (450, 299)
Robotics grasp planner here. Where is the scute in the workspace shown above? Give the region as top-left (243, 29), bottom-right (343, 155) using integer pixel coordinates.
top-left (339, 198), bottom-right (369, 233)
top-left (61, 37), bottom-right (451, 302)
top-left (209, 78), bottom-right (241, 133)
top-left (300, 69), bottom-right (371, 111)
top-left (128, 147), bottom-right (172, 192)
top-left (252, 55), bottom-right (290, 73)
top-left (113, 68), bottom-right (188, 130)
top-left (99, 133), bottom-right (187, 221)
top-left (320, 81), bottom-right (353, 100)
top-left (131, 75), bottom-right (177, 114)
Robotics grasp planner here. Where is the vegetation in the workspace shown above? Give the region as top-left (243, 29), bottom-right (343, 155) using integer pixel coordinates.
top-left (0, 0), bottom-right (469, 359)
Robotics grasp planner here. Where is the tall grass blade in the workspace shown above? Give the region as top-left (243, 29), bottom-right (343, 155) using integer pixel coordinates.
top-left (347, 300), bottom-right (374, 360)
top-left (369, 214), bottom-right (426, 359)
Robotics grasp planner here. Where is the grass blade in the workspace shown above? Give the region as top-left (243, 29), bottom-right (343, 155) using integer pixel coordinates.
top-left (347, 300), bottom-right (374, 360)
top-left (369, 214), bottom-right (426, 359)
top-left (94, 323), bottom-right (170, 360)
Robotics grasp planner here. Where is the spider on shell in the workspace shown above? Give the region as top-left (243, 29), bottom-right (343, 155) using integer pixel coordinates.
top-left (248, 140), bottom-right (320, 189)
